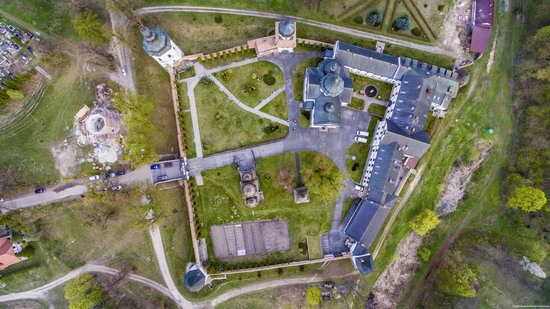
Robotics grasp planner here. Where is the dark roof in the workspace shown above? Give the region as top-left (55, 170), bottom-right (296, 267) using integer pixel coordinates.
top-left (390, 70), bottom-right (430, 135)
top-left (344, 199), bottom-right (392, 247)
top-left (278, 18), bottom-right (296, 37)
top-left (471, 25), bottom-right (492, 53)
top-left (334, 41), bottom-right (400, 79)
top-left (351, 243), bottom-right (373, 274)
top-left (303, 57), bottom-right (353, 127)
top-left (382, 121), bottom-right (430, 158)
top-left (140, 27), bottom-right (172, 57)
top-left (474, 0), bottom-right (494, 27)
top-left (184, 265), bottom-right (207, 292)
top-left (367, 142), bottom-right (403, 203)
top-left (312, 96), bottom-right (342, 127)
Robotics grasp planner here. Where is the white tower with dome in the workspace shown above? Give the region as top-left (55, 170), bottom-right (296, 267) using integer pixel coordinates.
top-left (140, 26), bottom-right (184, 70)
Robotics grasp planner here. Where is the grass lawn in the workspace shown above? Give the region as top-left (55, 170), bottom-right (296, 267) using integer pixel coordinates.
top-left (368, 103), bottom-right (388, 118)
top-left (196, 151), bottom-right (342, 268)
top-left (299, 110), bottom-right (311, 128)
top-left (194, 79), bottom-right (287, 155)
top-left (0, 55), bottom-right (90, 193)
top-left (348, 97), bottom-right (365, 110)
top-left (0, 188), bottom-right (172, 293)
top-left (129, 27), bottom-right (178, 155)
top-left (138, 12), bottom-right (274, 55)
top-left (201, 49), bottom-right (257, 70)
top-left (306, 235), bottom-right (322, 259)
top-left (345, 116), bottom-right (377, 182)
top-left (214, 61), bottom-right (284, 108)
top-left (156, 189), bottom-right (194, 295)
top-left (351, 74), bottom-right (393, 100)
top-left (292, 57), bottom-right (322, 101)
top-left (259, 92), bottom-right (288, 120)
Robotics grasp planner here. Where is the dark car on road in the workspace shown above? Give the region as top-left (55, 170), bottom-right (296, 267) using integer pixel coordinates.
top-left (157, 175), bottom-right (169, 181)
top-left (115, 169), bottom-right (126, 176)
top-left (150, 164), bottom-right (161, 170)
top-left (105, 172), bottom-right (116, 178)
top-left (35, 188), bottom-right (45, 194)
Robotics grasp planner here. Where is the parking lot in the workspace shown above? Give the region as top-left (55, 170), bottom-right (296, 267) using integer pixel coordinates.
top-left (150, 159), bottom-right (187, 184)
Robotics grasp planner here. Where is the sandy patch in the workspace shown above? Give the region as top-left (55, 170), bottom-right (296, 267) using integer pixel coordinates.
top-left (371, 233), bottom-right (423, 308)
top-left (439, 0), bottom-right (474, 61)
top-left (51, 140), bottom-right (79, 177)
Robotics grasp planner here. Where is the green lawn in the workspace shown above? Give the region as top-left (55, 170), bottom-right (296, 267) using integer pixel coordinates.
top-left (196, 151), bottom-right (342, 269)
top-left (306, 235), bottom-right (322, 259)
top-left (259, 92), bottom-right (288, 120)
top-left (345, 116), bottom-right (377, 182)
top-left (129, 27), bottom-right (178, 155)
top-left (194, 79), bottom-right (287, 155)
top-left (351, 75), bottom-right (394, 100)
top-left (348, 97), bottom-right (365, 110)
top-left (292, 57), bottom-right (322, 101)
top-left (0, 188), bottom-right (173, 293)
top-left (0, 56), bottom-right (90, 193)
top-left (214, 61), bottom-right (284, 108)
top-left (368, 103), bottom-right (388, 118)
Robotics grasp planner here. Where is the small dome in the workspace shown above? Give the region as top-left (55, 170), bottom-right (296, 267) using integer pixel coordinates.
top-left (324, 103), bottom-right (335, 113)
top-left (322, 60), bottom-right (341, 75)
top-left (320, 73), bottom-right (344, 97)
top-left (245, 197), bottom-right (258, 207)
top-left (242, 172), bottom-right (254, 182)
top-left (243, 183), bottom-right (257, 197)
top-left (278, 18), bottom-right (296, 37)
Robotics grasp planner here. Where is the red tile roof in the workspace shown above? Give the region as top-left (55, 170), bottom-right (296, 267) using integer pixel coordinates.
top-left (0, 237), bottom-right (21, 270)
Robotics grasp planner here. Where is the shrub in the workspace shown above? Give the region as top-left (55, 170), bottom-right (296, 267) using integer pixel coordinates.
top-left (263, 124), bottom-right (280, 134)
top-left (221, 69), bottom-right (233, 81)
top-left (437, 4), bottom-right (445, 11)
top-left (419, 247), bottom-right (432, 261)
top-left (411, 27), bottom-right (424, 37)
top-left (410, 209), bottom-right (440, 236)
top-left (241, 83), bottom-right (257, 95)
top-left (6, 89), bottom-right (24, 100)
top-left (263, 74), bottom-right (276, 86)
top-left (251, 72), bottom-right (257, 80)
top-left (366, 10), bottom-right (383, 27)
top-left (306, 287), bottom-right (321, 305)
top-left (507, 186), bottom-right (547, 212)
top-left (200, 78), bottom-right (213, 86)
top-left (214, 14), bottom-right (223, 24)
top-left (353, 15), bottom-right (363, 24)
top-left (72, 9), bottom-right (107, 43)
top-left (392, 15), bottom-right (410, 31)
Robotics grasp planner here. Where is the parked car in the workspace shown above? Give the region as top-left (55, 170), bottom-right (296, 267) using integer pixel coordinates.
top-left (115, 169), bottom-right (126, 176)
top-left (356, 130), bottom-right (369, 137)
top-left (164, 162), bottom-right (173, 168)
top-left (121, 67), bottom-right (127, 76)
top-left (157, 175), bottom-right (169, 181)
top-left (111, 185), bottom-right (122, 191)
top-left (89, 175), bottom-right (100, 181)
top-left (34, 188), bottom-right (45, 194)
top-left (150, 164), bottom-right (161, 170)
top-left (354, 185), bottom-right (364, 192)
top-left (105, 172), bottom-right (116, 178)
top-left (354, 136), bottom-right (368, 143)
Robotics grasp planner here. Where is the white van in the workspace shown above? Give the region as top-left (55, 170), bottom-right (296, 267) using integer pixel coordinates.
top-left (354, 136), bottom-right (368, 143)
top-left (356, 130), bottom-right (369, 137)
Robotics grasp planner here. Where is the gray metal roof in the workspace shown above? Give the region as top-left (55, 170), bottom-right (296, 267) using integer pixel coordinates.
top-left (367, 142), bottom-right (403, 203)
top-left (390, 70), bottom-right (430, 135)
top-left (140, 26), bottom-right (172, 57)
top-left (382, 122), bottom-right (430, 158)
top-left (320, 73), bottom-right (345, 97)
top-left (334, 41), bottom-right (400, 79)
top-left (344, 199), bottom-right (392, 247)
top-left (278, 18), bottom-right (296, 37)
top-left (312, 96), bottom-right (342, 127)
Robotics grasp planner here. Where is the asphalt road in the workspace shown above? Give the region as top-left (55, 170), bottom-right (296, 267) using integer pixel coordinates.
top-left (134, 6), bottom-right (457, 58)
top-left (0, 165), bottom-right (151, 214)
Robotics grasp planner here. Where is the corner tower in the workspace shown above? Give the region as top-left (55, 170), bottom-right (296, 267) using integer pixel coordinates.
top-left (140, 26), bottom-right (183, 70)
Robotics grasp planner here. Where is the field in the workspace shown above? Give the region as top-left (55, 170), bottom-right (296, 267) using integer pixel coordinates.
top-left (194, 79), bottom-right (288, 155)
top-left (129, 26), bottom-right (179, 155)
top-left (0, 187), bottom-right (187, 293)
top-left (214, 61), bottom-right (284, 108)
top-left (139, 12), bottom-right (274, 55)
top-left (195, 151), bottom-right (342, 268)
top-left (260, 92), bottom-right (288, 120)
top-left (0, 56), bottom-right (91, 194)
